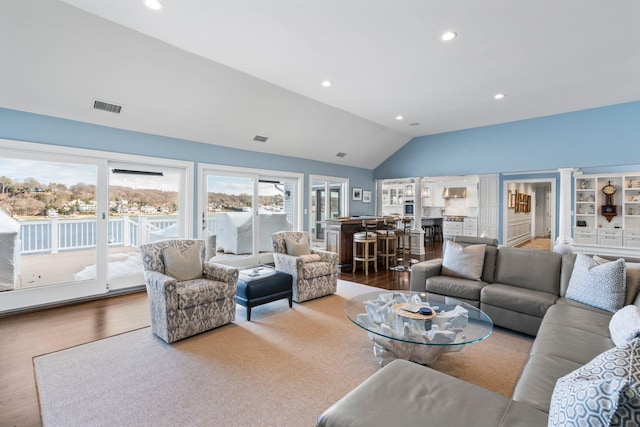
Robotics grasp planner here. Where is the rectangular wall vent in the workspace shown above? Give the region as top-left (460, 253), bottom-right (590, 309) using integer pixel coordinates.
top-left (93, 100), bottom-right (122, 114)
top-left (253, 135), bottom-right (269, 143)
top-left (336, 152), bottom-right (347, 158)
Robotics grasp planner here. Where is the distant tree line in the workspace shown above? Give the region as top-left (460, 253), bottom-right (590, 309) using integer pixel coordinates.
top-left (0, 176), bottom-right (283, 217)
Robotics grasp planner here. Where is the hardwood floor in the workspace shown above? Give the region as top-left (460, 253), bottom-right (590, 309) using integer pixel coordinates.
top-left (0, 244), bottom-right (443, 427)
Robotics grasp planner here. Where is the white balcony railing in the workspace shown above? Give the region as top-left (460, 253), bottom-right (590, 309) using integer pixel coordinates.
top-left (19, 215), bottom-right (179, 254)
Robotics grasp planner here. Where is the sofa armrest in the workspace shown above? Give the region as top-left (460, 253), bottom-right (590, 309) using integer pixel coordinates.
top-left (203, 262), bottom-right (239, 286)
top-left (409, 258), bottom-right (443, 292)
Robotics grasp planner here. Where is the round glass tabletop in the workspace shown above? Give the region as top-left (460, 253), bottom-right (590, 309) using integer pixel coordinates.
top-left (345, 290), bottom-right (493, 347)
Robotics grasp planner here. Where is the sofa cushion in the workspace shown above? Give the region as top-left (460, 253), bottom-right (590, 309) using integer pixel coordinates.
top-left (163, 244), bottom-right (203, 281)
top-left (441, 240), bottom-right (486, 281)
top-left (513, 353), bottom-right (583, 413)
top-left (317, 359), bottom-right (512, 427)
top-left (495, 248), bottom-right (562, 294)
top-left (481, 284), bottom-right (557, 318)
top-left (610, 305), bottom-right (640, 348)
top-left (426, 276), bottom-right (487, 302)
top-left (566, 253), bottom-right (626, 312)
top-left (548, 340), bottom-right (640, 426)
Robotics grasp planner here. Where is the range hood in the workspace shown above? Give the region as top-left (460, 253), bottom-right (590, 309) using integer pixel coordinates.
top-left (442, 187), bottom-right (467, 198)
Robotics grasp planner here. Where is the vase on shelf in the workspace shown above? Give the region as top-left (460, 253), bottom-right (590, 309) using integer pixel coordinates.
top-left (581, 180), bottom-right (587, 189)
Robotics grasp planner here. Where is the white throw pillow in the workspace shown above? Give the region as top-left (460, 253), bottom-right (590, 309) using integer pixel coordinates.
top-left (610, 305), bottom-right (640, 347)
top-left (548, 339), bottom-right (640, 427)
top-left (441, 240), bottom-right (486, 281)
top-left (594, 255), bottom-right (640, 306)
top-left (566, 253), bottom-right (626, 312)
top-left (285, 234), bottom-right (311, 256)
top-left (163, 244), bottom-right (203, 281)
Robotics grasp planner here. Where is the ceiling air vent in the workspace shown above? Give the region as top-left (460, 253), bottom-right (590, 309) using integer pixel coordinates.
top-left (336, 152), bottom-right (347, 158)
top-left (93, 99), bottom-right (122, 114)
top-left (253, 135), bottom-right (269, 143)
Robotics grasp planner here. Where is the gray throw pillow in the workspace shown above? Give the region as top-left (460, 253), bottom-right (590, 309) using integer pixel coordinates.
top-left (163, 244), bottom-right (202, 281)
top-left (548, 339), bottom-right (640, 426)
top-left (566, 253), bottom-right (626, 312)
top-left (285, 234), bottom-right (311, 256)
top-left (441, 240), bottom-right (486, 281)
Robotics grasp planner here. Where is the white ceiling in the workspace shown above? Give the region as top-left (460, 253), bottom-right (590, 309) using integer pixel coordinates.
top-left (2, 1), bottom-right (639, 169)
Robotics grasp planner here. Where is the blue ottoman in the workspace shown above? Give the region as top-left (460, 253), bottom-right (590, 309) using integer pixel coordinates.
top-left (236, 269), bottom-right (293, 321)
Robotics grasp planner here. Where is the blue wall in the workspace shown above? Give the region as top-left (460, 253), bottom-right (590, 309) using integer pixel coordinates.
top-left (0, 108), bottom-right (377, 232)
top-left (375, 101), bottom-right (640, 179)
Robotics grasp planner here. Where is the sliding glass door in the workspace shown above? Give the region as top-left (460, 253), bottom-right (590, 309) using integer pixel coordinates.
top-left (107, 163), bottom-right (188, 290)
top-left (199, 165), bottom-right (301, 267)
top-left (309, 176), bottom-right (348, 244)
top-left (0, 139), bottom-right (192, 312)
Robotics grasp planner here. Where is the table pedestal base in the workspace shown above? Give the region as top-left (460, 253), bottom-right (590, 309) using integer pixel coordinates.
top-left (369, 333), bottom-right (464, 366)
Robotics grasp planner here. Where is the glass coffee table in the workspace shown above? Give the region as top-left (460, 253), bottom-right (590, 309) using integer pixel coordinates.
top-left (345, 290), bottom-right (493, 366)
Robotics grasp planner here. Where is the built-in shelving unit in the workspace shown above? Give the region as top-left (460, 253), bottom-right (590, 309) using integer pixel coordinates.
top-left (573, 172), bottom-right (640, 252)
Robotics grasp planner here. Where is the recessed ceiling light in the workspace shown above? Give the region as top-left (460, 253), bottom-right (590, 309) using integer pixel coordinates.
top-left (396, 115), bottom-right (404, 121)
top-left (441, 31), bottom-right (457, 41)
top-left (143, 0), bottom-right (163, 10)
top-left (494, 93), bottom-right (506, 100)
top-left (321, 80), bottom-right (332, 87)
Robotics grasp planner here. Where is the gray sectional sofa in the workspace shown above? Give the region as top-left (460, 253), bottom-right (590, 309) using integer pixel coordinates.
top-left (317, 237), bottom-right (640, 426)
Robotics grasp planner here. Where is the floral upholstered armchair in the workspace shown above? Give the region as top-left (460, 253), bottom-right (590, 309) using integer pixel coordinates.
top-left (271, 231), bottom-right (338, 303)
top-left (139, 239), bottom-right (239, 343)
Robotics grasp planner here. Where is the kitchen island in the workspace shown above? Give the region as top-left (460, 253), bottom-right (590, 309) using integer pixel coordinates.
top-left (324, 217), bottom-right (386, 271)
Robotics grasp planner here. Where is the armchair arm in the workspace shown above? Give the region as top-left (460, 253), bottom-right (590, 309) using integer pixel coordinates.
top-left (273, 252), bottom-right (303, 276)
top-left (203, 262), bottom-right (239, 286)
top-left (312, 249), bottom-right (339, 268)
top-left (409, 258), bottom-right (443, 292)
top-left (144, 270), bottom-right (179, 312)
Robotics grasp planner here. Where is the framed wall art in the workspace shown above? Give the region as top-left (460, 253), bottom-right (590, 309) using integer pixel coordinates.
top-left (352, 187), bottom-right (362, 201)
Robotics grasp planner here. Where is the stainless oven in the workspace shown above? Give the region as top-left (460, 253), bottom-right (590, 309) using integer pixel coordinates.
top-left (404, 200), bottom-right (414, 216)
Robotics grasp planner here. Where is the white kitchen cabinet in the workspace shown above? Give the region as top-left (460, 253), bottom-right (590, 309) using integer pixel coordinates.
top-left (463, 218), bottom-right (478, 237)
top-left (442, 221), bottom-right (463, 237)
top-left (422, 181), bottom-right (445, 207)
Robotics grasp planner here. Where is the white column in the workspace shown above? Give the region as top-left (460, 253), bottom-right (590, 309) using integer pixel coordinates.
top-left (554, 168), bottom-right (575, 254)
top-left (375, 180), bottom-right (384, 216)
top-left (411, 178), bottom-right (425, 255)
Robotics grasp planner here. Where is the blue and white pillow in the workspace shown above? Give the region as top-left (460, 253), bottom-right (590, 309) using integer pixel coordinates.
top-left (566, 253), bottom-right (626, 312)
top-left (548, 339), bottom-right (640, 426)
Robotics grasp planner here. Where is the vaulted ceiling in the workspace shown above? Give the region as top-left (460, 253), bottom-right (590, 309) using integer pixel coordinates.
top-left (2, 1), bottom-right (639, 169)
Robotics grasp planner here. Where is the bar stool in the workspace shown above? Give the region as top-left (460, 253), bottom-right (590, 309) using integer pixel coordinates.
top-left (377, 217), bottom-right (398, 270)
top-left (353, 219), bottom-right (378, 275)
top-left (432, 223), bottom-right (443, 242)
top-left (396, 217), bottom-right (414, 268)
top-left (422, 225), bottom-right (434, 246)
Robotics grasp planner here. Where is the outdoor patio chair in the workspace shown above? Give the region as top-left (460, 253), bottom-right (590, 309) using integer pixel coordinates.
top-left (139, 239), bottom-right (238, 343)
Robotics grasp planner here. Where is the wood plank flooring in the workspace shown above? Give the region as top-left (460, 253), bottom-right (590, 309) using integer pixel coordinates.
top-left (0, 244), bottom-right (443, 427)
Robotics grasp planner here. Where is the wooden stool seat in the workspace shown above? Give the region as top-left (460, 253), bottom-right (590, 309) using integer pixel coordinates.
top-left (377, 217), bottom-right (398, 270)
top-left (353, 220), bottom-right (378, 275)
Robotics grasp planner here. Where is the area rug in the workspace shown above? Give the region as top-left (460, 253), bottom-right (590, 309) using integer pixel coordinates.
top-left (34, 280), bottom-right (532, 426)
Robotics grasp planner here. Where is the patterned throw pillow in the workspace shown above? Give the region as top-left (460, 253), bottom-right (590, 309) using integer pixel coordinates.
top-left (548, 339), bottom-right (640, 427)
top-left (566, 253), bottom-right (626, 312)
top-left (441, 240), bottom-right (486, 281)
